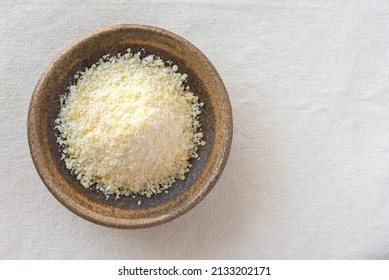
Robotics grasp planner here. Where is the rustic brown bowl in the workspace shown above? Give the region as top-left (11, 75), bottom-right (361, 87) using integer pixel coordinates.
top-left (28, 24), bottom-right (232, 229)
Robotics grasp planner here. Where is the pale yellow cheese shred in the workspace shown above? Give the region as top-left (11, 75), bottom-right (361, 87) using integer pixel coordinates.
top-left (55, 50), bottom-right (204, 197)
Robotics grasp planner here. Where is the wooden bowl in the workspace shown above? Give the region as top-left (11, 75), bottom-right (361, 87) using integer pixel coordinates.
top-left (27, 24), bottom-right (232, 229)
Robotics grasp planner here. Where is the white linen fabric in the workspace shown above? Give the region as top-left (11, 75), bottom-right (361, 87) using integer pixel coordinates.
top-left (1, 0), bottom-right (389, 259)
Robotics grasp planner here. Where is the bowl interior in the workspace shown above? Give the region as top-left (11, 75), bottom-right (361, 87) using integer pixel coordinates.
top-left (28, 25), bottom-right (232, 228)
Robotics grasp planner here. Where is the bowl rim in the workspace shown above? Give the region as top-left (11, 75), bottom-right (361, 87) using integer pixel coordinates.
top-left (27, 24), bottom-right (233, 229)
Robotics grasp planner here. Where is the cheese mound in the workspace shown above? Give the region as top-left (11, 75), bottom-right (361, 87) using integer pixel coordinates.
top-left (55, 50), bottom-right (204, 197)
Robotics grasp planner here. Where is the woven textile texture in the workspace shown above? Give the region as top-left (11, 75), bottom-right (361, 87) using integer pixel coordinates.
top-left (1, 0), bottom-right (389, 259)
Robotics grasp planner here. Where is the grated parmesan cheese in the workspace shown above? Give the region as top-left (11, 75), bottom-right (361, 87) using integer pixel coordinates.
top-left (55, 49), bottom-right (204, 197)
